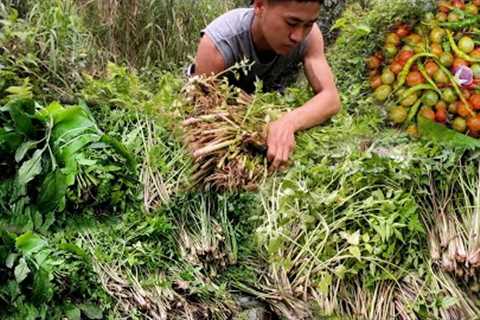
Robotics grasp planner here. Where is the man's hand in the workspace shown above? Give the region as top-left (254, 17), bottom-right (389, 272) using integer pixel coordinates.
top-left (266, 114), bottom-right (297, 170)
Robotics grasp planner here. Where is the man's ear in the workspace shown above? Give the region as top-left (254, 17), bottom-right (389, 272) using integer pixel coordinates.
top-left (253, 0), bottom-right (266, 16)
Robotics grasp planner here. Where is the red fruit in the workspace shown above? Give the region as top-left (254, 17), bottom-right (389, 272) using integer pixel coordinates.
top-left (469, 130), bottom-right (480, 137)
top-left (470, 94), bottom-right (480, 110)
top-left (367, 56), bottom-right (381, 69)
top-left (431, 43), bottom-right (444, 57)
top-left (462, 89), bottom-right (472, 99)
top-left (438, 0), bottom-right (451, 13)
top-left (467, 115), bottom-right (480, 132)
top-left (370, 75), bottom-right (382, 89)
top-left (425, 60), bottom-right (439, 76)
top-left (369, 69), bottom-right (379, 77)
top-left (420, 108), bottom-right (436, 121)
top-left (435, 101), bottom-right (447, 111)
top-left (390, 61), bottom-right (403, 74)
top-left (471, 48), bottom-right (480, 59)
top-left (435, 108), bottom-right (448, 123)
top-left (457, 102), bottom-right (474, 118)
top-left (396, 50), bottom-right (414, 63)
top-left (374, 51), bottom-right (384, 60)
top-left (452, 0), bottom-right (465, 10)
top-left (395, 24), bottom-right (411, 38)
top-left (406, 71), bottom-right (425, 86)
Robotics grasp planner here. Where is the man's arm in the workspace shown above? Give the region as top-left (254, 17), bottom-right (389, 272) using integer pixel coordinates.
top-left (193, 35), bottom-right (225, 76)
top-left (267, 24), bottom-right (341, 169)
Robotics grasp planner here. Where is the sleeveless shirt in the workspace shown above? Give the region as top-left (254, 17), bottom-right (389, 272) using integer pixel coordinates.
top-left (198, 8), bottom-right (308, 93)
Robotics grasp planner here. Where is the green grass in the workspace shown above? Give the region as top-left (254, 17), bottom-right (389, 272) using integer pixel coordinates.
top-left (76, 0), bottom-right (248, 69)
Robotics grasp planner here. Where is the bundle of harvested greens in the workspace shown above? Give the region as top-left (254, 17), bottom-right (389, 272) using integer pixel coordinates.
top-left (182, 75), bottom-right (285, 191)
top-left (424, 162), bottom-right (480, 279)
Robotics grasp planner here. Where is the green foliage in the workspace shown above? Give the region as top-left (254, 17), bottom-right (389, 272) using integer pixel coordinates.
top-left (0, 1), bottom-right (101, 99)
top-left (417, 116), bottom-right (480, 149)
top-left (77, 0), bottom-right (248, 69)
top-left (4, 0), bottom-right (480, 319)
top-left (0, 80), bottom-right (137, 228)
top-left (0, 228), bottom-right (111, 320)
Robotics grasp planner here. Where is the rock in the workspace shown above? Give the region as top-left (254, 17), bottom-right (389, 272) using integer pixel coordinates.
top-left (234, 307), bottom-right (270, 320)
top-left (233, 294), bottom-right (273, 320)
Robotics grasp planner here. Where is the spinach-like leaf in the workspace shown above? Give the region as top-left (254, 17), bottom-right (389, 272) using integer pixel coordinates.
top-left (31, 267), bottom-right (53, 304)
top-left (36, 170), bottom-right (68, 214)
top-left (15, 140), bottom-right (41, 163)
top-left (16, 232), bottom-right (47, 255)
top-left (14, 257), bottom-right (30, 283)
top-left (417, 116), bottom-right (480, 149)
top-left (16, 149), bottom-right (43, 187)
top-left (7, 99), bottom-right (35, 137)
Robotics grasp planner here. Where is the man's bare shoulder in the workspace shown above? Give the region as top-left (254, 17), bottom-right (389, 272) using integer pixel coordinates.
top-left (194, 35), bottom-right (225, 76)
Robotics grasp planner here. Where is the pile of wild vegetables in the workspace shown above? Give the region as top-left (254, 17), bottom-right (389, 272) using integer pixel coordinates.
top-left (8, 0), bottom-right (480, 319)
top-left (369, 0), bottom-right (480, 141)
top-left (0, 85), bottom-right (136, 219)
top-left (182, 76), bottom-right (289, 191)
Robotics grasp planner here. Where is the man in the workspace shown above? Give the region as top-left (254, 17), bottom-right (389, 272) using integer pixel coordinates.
top-left (191, 0), bottom-right (341, 169)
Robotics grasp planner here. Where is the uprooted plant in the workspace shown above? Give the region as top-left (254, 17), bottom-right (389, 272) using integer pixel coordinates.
top-left (181, 75), bottom-right (289, 191)
top-left (423, 159), bottom-right (480, 279)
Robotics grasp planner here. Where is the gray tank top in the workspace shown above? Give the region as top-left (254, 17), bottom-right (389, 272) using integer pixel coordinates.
top-left (201, 8), bottom-right (308, 93)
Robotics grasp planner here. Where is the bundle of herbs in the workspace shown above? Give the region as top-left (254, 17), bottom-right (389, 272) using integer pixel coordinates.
top-left (182, 75), bottom-right (287, 191)
top-left (79, 197), bottom-right (244, 320)
top-left (248, 141), bottom-right (427, 319)
top-left (423, 159), bottom-right (480, 280)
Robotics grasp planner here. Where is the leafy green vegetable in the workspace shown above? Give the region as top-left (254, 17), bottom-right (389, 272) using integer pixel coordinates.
top-left (417, 116), bottom-right (480, 149)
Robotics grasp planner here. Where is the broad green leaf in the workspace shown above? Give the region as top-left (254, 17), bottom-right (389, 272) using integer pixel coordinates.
top-left (0, 130), bottom-right (23, 153)
top-left (14, 257), bottom-right (30, 283)
top-left (64, 158), bottom-right (78, 186)
top-left (341, 230), bottom-right (360, 246)
top-left (33, 101), bottom-right (64, 122)
top-left (79, 304), bottom-right (103, 320)
top-left (32, 267), bottom-right (53, 303)
top-left (334, 264), bottom-right (347, 279)
top-left (331, 17), bottom-right (348, 30)
top-left (34, 250), bottom-right (50, 267)
top-left (418, 116), bottom-right (480, 149)
top-left (17, 149), bottom-right (43, 187)
top-left (354, 23), bottom-right (371, 36)
top-left (59, 133), bottom-right (100, 161)
top-left (6, 253), bottom-right (18, 268)
top-left (65, 306), bottom-right (81, 320)
top-left (36, 170), bottom-right (68, 213)
top-left (267, 236), bottom-right (283, 255)
top-left (52, 106), bottom-right (97, 141)
top-left (38, 212), bottom-right (56, 234)
top-left (7, 98), bottom-right (35, 136)
top-left (362, 233), bottom-right (370, 243)
top-left (58, 243), bottom-right (89, 262)
top-left (32, 210), bottom-right (43, 230)
top-left (6, 81), bottom-right (33, 100)
top-left (16, 232), bottom-right (46, 255)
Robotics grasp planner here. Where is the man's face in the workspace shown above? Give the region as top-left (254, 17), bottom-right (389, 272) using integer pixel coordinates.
top-left (255, 0), bottom-right (321, 55)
